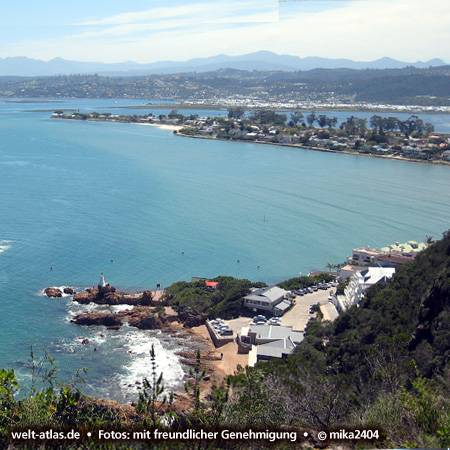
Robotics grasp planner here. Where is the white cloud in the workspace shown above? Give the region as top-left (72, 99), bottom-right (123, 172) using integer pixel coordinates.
top-left (2, 0), bottom-right (449, 62)
top-left (76, 3), bottom-right (209, 26)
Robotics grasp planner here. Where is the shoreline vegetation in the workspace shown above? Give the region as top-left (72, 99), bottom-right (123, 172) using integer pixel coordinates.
top-left (51, 109), bottom-right (450, 166)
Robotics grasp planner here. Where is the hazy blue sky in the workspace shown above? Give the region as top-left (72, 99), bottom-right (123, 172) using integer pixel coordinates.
top-left (1, 0), bottom-right (449, 62)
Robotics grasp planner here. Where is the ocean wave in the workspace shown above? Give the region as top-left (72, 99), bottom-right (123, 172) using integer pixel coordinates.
top-left (0, 160), bottom-right (29, 167)
top-left (0, 240), bottom-right (11, 255)
top-left (65, 300), bottom-right (134, 322)
top-left (116, 327), bottom-right (185, 395)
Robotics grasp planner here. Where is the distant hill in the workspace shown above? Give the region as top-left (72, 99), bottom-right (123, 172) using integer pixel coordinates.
top-left (1, 66), bottom-right (450, 106)
top-left (0, 51), bottom-right (446, 76)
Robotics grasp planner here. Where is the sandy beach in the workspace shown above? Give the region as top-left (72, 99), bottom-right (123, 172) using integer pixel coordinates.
top-left (138, 122), bottom-right (183, 132)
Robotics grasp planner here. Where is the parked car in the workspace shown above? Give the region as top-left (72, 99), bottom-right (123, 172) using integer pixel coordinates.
top-left (253, 315), bottom-right (266, 321)
top-left (219, 328), bottom-right (233, 336)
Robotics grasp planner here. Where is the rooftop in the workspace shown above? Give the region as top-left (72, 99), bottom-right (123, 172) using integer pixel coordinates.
top-left (244, 286), bottom-right (288, 305)
top-left (358, 267), bottom-right (396, 285)
top-left (248, 324), bottom-right (304, 344)
top-left (256, 338), bottom-right (296, 359)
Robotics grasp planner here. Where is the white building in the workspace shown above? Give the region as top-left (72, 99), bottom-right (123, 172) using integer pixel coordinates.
top-left (334, 267), bottom-right (395, 313)
top-left (243, 286), bottom-right (292, 316)
top-left (239, 324), bottom-right (304, 366)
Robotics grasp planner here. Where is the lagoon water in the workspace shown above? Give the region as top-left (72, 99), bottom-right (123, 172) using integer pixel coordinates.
top-left (1, 98), bottom-right (450, 400)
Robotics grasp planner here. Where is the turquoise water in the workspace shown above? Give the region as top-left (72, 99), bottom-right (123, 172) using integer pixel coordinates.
top-left (1, 99), bottom-right (450, 400)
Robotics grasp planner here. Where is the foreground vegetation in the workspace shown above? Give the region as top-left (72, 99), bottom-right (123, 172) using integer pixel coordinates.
top-left (1, 233), bottom-right (449, 448)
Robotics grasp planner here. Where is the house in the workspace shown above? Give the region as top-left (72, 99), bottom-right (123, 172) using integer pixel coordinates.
top-left (243, 286), bottom-right (292, 316)
top-left (249, 339), bottom-right (296, 365)
top-left (204, 280), bottom-right (219, 289)
top-left (337, 264), bottom-right (364, 281)
top-left (239, 324), bottom-right (304, 366)
top-left (348, 241), bottom-right (427, 267)
top-left (348, 247), bottom-right (383, 265)
top-left (333, 267), bottom-right (395, 313)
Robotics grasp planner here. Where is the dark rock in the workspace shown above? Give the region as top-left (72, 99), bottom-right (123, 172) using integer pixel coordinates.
top-left (73, 290), bottom-right (94, 304)
top-left (71, 312), bottom-right (123, 328)
top-left (63, 287), bottom-right (75, 295)
top-left (117, 306), bottom-right (167, 330)
top-left (44, 287), bottom-right (62, 298)
top-left (179, 312), bottom-right (207, 328)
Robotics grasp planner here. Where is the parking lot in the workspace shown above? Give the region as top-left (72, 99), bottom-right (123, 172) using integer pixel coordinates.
top-left (281, 287), bottom-right (335, 331)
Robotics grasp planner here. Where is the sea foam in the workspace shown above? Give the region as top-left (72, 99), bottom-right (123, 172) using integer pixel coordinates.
top-left (116, 327), bottom-right (185, 395)
top-left (0, 240), bottom-right (11, 254)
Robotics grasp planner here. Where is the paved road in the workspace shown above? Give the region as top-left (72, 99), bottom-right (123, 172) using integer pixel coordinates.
top-left (281, 288), bottom-right (334, 331)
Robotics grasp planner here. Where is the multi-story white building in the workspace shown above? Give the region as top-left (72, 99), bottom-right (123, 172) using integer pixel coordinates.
top-left (334, 267), bottom-right (395, 313)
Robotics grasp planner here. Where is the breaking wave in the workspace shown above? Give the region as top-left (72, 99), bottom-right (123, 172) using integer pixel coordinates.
top-left (0, 240), bottom-right (11, 255)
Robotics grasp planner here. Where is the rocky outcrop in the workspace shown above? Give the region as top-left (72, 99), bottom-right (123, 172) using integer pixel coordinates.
top-left (71, 312), bottom-right (123, 328)
top-left (73, 285), bottom-right (154, 306)
top-left (71, 307), bottom-right (169, 331)
top-left (44, 287), bottom-right (62, 298)
top-left (126, 311), bottom-right (164, 330)
top-left (177, 310), bottom-right (207, 327)
top-left (63, 287), bottom-right (75, 295)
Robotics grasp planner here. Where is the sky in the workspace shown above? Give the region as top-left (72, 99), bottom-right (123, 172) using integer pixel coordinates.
top-left (0, 0), bottom-right (449, 63)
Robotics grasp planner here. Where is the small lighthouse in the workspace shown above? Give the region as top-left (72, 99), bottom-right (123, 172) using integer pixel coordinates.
top-left (98, 273), bottom-right (107, 290)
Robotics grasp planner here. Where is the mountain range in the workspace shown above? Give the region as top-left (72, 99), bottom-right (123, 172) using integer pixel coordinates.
top-left (0, 51), bottom-right (446, 76)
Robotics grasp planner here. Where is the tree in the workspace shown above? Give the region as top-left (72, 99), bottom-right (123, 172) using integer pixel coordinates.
top-left (185, 350), bottom-right (205, 420)
top-left (0, 369), bottom-right (18, 430)
top-left (318, 115), bottom-right (328, 128)
top-left (289, 111), bottom-right (304, 127)
top-left (399, 115), bottom-right (433, 137)
top-left (370, 115), bottom-right (384, 134)
top-left (341, 116), bottom-right (367, 136)
top-left (137, 344), bottom-right (168, 427)
top-left (227, 366), bottom-right (283, 427)
top-left (227, 107), bottom-right (245, 120)
top-left (206, 383), bottom-right (230, 426)
top-left (168, 109), bottom-right (184, 121)
top-left (250, 109), bottom-right (287, 125)
top-left (306, 112), bottom-right (317, 127)
top-left (329, 117), bottom-right (338, 128)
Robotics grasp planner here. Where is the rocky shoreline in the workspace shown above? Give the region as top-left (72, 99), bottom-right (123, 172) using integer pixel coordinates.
top-left (70, 307), bottom-right (176, 331)
top-left (44, 282), bottom-right (207, 329)
top-left (41, 280), bottom-right (241, 410)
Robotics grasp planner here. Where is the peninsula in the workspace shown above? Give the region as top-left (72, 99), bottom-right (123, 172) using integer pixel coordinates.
top-left (52, 109), bottom-right (450, 165)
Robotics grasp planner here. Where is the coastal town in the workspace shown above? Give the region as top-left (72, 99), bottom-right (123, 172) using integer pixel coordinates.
top-left (52, 109), bottom-right (450, 164)
top-left (44, 238), bottom-right (429, 380)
